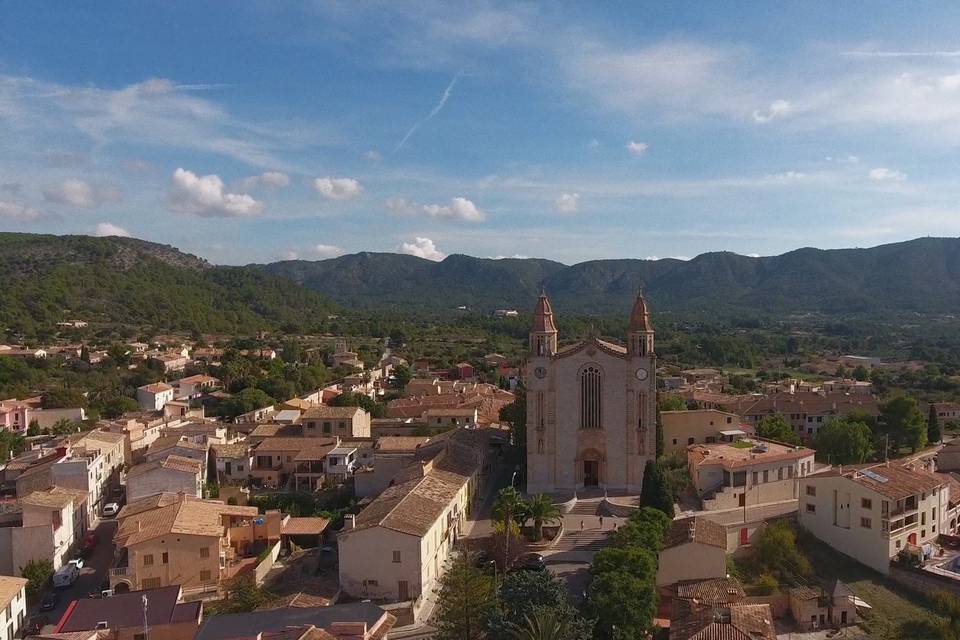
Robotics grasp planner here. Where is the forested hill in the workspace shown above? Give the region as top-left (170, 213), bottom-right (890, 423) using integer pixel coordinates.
top-left (260, 237), bottom-right (960, 316)
top-left (0, 233), bottom-right (337, 334)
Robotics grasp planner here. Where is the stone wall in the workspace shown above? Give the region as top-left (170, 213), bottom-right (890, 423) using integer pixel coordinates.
top-left (887, 561), bottom-right (960, 599)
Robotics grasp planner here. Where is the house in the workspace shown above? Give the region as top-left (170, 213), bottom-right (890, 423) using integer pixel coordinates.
top-left (150, 353), bottom-right (190, 373)
top-left (173, 375), bottom-right (221, 399)
top-left (252, 438), bottom-right (337, 489)
top-left (193, 602), bottom-right (396, 640)
top-left (0, 401), bottom-right (28, 434)
top-left (137, 382), bottom-right (175, 412)
top-left (338, 430), bottom-right (491, 620)
top-left (302, 406), bottom-right (371, 439)
top-left (932, 402), bottom-right (960, 424)
top-left (453, 362), bottom-right (474, 380)
top-left (0, 347), bottom-right (47, 359)
top-left (126, 455), bottom-right (205, 502)
top-left (99, 413), bottom-right (172, 463)
top-left (672, 577), bottom-right (745, 607)
top-left (0, 487), bottom-right (88, 574)
top-left (53, 585), bottom-right (203, 640)
top-left (788, 580), bottom-right (859, 630)
top-left (421, 407), bottom-right (478, 428)
top-left (325, 446), bottom-right (358, 482)
top-left (0, 575), bottom-right (28, 640)
top-left (52, 430), bottom-right (126, 521)
top-left (354, 436), bottom-right (434, 498)
top-left (798, 462), bottom-right (949, 574)
top-left (212, 443), bottom-right (252, 484)
top-left (146, 435), bottom-right (209, 464)
top-left (161, 421), bottom-right (229, 446)
top-left (670, 601), bottom-right (776, 640)
top-left (248, 422), bottom-right (302, 445)
top-left (688, 438), bottom-right (815, 511)
top-left (656, 516), bottom-right (727, 586)
top-left (661, 410), bottom-right (749, 455)
top-left (740, 392), bottom-right (880, 439)
top-left (0, 399), bottom-right (86, 434)
top-left (936, 439), bottom-right (960, 472)
top-left (483, 353), bottom-right (507, 367)
top-left (110, 493), bottom-right (260, 596)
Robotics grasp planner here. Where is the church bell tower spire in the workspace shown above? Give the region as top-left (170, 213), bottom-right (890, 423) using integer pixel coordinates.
top-left (530, 288), bottom-right (558, 357)
top-left (627, 289), bottom-right (654, 357)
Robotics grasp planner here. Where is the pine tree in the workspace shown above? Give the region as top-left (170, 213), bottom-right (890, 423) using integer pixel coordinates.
top-left (928, 403), bottom-right (942, 445)
top-left (639, 460), bottom-right (674, 517)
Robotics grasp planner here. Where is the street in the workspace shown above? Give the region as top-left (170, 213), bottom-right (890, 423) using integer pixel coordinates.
top-left (32, 519), bottom-right (117, 632)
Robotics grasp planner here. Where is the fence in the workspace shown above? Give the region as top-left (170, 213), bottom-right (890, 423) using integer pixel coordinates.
top-left (254, 540), bottom-right (282, 585)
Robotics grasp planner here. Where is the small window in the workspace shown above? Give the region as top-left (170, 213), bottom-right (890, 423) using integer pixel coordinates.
top-left (393, 550), bottom-right (402, 563)
top-left (141, 578), bottom-right (161, 589)
top-left (672, 439), bottom-right (678, 445)
top-left (162, 552), bottom-right (169, 564)
top-left (200, 547), bottom-right (210, 558)
top-left (861, 517), bottom-right (872, 529)
top-left (806, 485), bottom-right (816, 497)
top-left (200, 569), bottom-right (212, 581)
top-left (806, 504), bottom-right (816, 513)
top-left (896, 540), bottom-right (901, 548)
top-left (143, 554), bottom-right (154, 567)
top-left (687, 437), bottom-right (695, 445)
top-left (861, 498), bottom-right (872, 510)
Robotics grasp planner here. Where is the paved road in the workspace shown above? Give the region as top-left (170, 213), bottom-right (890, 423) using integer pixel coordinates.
top-left (32, 519), bottom-right (117, 631)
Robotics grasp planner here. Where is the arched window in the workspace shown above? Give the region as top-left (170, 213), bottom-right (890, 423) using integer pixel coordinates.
top-left (580, 365), bottom-right (602, 429)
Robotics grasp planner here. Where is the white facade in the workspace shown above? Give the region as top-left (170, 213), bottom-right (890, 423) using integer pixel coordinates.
top-left (0, 577), bottom-right (27, 640)
top-left (137, 384), bottom-right (175, 412)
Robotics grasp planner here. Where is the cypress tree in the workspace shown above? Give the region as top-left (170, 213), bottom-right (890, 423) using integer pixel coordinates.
top-left (928, 403), bottom-right (942, 444)
top-left (639, 460), bottom-right (674, 517)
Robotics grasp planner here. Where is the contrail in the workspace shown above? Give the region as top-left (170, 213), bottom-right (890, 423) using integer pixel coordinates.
top-left (394, 74), bottom-right (459, 153)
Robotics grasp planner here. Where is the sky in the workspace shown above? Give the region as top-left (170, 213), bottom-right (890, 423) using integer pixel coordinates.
top-left (3, 2), bottom-right (960, 265)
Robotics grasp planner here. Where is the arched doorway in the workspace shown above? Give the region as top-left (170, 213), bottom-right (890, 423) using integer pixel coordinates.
top-left (579, 448), bottom-right (603, 487)
top-left (113, 581), bottom-right (131, 594)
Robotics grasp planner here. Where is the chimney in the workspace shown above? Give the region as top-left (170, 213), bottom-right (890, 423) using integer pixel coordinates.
top-left (344, 514), bottom-right (356, 529)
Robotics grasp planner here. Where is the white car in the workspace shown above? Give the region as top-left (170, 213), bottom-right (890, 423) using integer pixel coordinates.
top-left (69, 558), bottom-right (84, 570)
top-left (102, 502), bottom-right (120, 517)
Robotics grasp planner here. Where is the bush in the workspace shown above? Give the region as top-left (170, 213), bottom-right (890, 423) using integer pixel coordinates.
top-left (755, 573), bottom-right (779, 595)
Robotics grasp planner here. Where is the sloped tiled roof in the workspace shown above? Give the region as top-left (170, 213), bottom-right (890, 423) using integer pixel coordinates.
top-left (282, 517), bottom-right (330, 536)
top-left (670, 602), bottom-right (776, 640)
top-left (302, 406), bottom-right (364, 419)
top-left (663, 516), bottom-right (727, 551)
top-left (675, 578), bottom-right (745, 605)
top-left (147, 435), bottom-right (207, 455)
top-left (114, 492), bottom-right (257, 547)
top-left (21, 486), bottom-right (88, 509)
top-left (126, 455), bottom-right (203, 478)
top-left (0, 575), bottom-right (28, 605)
top-left (812, 461), bottom-right (945, 500)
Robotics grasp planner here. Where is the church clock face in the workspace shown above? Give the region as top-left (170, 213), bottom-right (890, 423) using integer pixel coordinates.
top-left (534, 366), bottom-right (548, 379)
top-left (635, 367), bottom-right (649, 381)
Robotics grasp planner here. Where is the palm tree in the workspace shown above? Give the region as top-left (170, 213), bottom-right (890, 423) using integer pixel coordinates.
top-left (493, 486), bottom-right (526, 528)
top-left (526, 494), bottom-right (561, 542)
top-left (512, 610), bottom-right (568, 640)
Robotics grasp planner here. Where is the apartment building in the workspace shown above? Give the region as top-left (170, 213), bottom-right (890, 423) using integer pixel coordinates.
top-left (741, 392), bottom-right (879, 439)
top-left (50, 430), bottom-right (126, 521)
top-left (137, 382), bottom-right (175, 412)
top-left (126, 455), bottom-right (204, 501)
top-left (798, 462), bottom-right (949, 574)
top-left (0, 486), bottom-right (88, 574)
top-left (688, 438), bottom-right (816, 511)
top-left (0, 576), bottom-right (27, 640)
top-left (661, 409), bottom-right (749, 456)
top-left (251, 437), bottom-right (337, 489)
top-left (110, 493), bottom-right (259, 595)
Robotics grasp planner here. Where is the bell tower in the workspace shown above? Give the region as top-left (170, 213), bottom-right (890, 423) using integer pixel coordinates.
top-left (529, 290), bottom-right (558, 357)
top-left (627, 290), bottom-right (654, 357)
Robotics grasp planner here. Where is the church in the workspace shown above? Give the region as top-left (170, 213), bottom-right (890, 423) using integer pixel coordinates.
top-left (525, 290), bottom-right (656, 494)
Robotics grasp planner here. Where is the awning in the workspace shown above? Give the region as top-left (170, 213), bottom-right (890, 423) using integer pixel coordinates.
top-left (719, 429), bottom-right (747, 436)
top-left (852, 596), bottom-right (872, 609)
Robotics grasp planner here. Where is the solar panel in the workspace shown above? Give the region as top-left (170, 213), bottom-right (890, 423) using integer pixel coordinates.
top-left (861, 469), bottom-right (888, 483)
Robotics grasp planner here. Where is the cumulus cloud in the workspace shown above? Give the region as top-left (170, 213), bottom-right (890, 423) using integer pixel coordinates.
top-left (168, 168), bottom-right (263, 217)
top-left (94, 222), bottom-right (131, 237)
top-left (626, 141), bottom-right (648, 156)
top-left (554, 192), bottom-right (579, 213)
top-left (869, 167), bottom-right (907, 183)
top-left (314, 244), bottom-right (345, 258)
top-left (0, 201), bottom-right (43, 221)
top-left (387, 196), bottom-right (486, 222)
top-left (43, 179), bottom-right (122, 208)
top-left (752, 99), bottom-right (792, 123)
top-left (397, 237), bottom-right (445, 261)
top-left (313, 177), bottom-right (363, 200)
top-left (236, 171), bottom-right (290, 191)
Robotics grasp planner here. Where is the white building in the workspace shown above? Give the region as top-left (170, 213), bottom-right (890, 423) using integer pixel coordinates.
top-left (0, 575), bottom-right (28, 640)
top-left (126, 455), bottom-right (204, 501)
top-left (325, 446), bottom-right (358, 482)
top-left (798, 462), bottom-right (949, 574)
top-left (302, 406), bottom-right (371, 439)
top-left (51, 430), bottom-right (126, 522)
top-left (137, 382), bottom-right (175, 412)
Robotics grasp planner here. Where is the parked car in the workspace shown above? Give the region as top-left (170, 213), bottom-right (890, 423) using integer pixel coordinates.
top-left (513, 552), bottom-right (546, 572)
top-left (102, 502), bottom-right (120, 517)
top-left (39, 591), bottom-right (58, 612)
top-left (69, 557), bottom-right (84, 570)
top-left (53, 563), bottom-right (80, 589)
top-left (24, 614), bottom-right (48, 636)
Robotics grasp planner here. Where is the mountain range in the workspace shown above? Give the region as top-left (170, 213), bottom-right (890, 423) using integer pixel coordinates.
top-left (1, 232), bottom-right (958, 333)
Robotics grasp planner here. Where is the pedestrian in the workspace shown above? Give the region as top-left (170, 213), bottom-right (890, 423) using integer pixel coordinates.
top-left (580, 520), bottom-right (584, 531)
top-left (599, 515), bottom-right (604, 528)
top-left (613, 521), bottom-right (618, 531)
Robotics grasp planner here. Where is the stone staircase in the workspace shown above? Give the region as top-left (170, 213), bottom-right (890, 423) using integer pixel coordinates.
top-left (568, 500), bottom-right (601, 517)
top-left (551, 526), bottom-right (611, 553)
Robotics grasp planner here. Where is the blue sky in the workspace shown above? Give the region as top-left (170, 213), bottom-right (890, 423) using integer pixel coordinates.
top-left (3, 2), bottom-right (960, 265)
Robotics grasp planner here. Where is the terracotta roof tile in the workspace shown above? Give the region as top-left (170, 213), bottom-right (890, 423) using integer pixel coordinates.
top-left (664, 516), bottom-right (727, 551)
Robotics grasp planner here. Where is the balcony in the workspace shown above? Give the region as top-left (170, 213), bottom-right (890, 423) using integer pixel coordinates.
top-left (109, 566), bottom-right (131, 578)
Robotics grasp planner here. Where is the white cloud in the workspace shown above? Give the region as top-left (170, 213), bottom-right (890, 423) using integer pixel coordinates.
top-left (313, 176), bottom-right (363, 200)
top-left (644, 255), bottom-right (691, 261)
top-left (168, 168), bottom-right (263, 217)
top-left (825, 155), bottom-right (860, 164)
top-left (365, 150), bottom-right (382, 163)
top-left (236, 171), bottom-right (290, 190)
top-left (387, 196), bottom-right (486, 222)
top-left (94, 222), bottom-right (131, 237)
top-left (283, 250), bottom-right (300, 260)
top-left (43, 178), bottom-right (121, 208)
top-left (395, 74), bottom-right (459, 152)
top-left (314, 244), bottom-right (345, 258)
top-left (554, 192), bottom-right (579, 213)
top-left (397, 237), bottom-right (445, 261)
top-left (0, 201), bottom-right (43, 221)
top-left (626, 141), bottom-right (648, 156)
top-left (842, 49), bottom-right (960, 59)
top-left (752, 99), bottom-right (792, 123)
top-left (869, 167), bottom-right (907, 183)
top-left (587, 138), bottom-right (600, 150)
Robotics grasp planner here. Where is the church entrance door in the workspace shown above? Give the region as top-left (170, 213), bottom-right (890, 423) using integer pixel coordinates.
top-left (583, 460), bottom-right (600, 486)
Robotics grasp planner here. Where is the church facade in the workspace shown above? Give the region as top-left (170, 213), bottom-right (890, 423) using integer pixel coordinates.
top-left (525, 291), bottom-right (656, 494)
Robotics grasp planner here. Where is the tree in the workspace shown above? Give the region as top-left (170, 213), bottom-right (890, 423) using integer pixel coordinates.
top-left (588, 570), bottom-right (657, 640)
top-left (489, 519), bottom-right (527, 570)
top-left (639, 460), bottom-right (674, 517)
top-left (487, 570), bottom-right (592, 640)
top-left (852, 365), bottom-right (869, 381)
top-left (813, 418), bottom-right (873, 464)
top-left (756, 414), bottom-right (801, 445)
top-left (610, 507), bottom-right (670, 551)
top-left (879, 394), bottom-right (927, 454)
top-left (752, 520), bottom-right (810, 582)
top-left (655, 405), bottom-right (664, 458)
top-left (219, 575), bottom-right (270, 613)
top-left (393, 363), bottom-right (412, 387)
top-left (499, 383), bottom-right (526, 450)
top-left (525, 494), bottom-right (560, 542)
top-left (929, 403), bottom-right (942, 445)
top-left (493, 486), bottom-right (527, 528)
top-left (101, 395), bottom-right (139, 419)
top-left (21, 558), bottom-right (53, 600)
top-left (511, 610), bottom-right (568, 640)
top-left (220, 387), bottom-right (274, 419)
top-left (42, 388), bottom-right (87, 409)
top-left (50, 418), bottom-right (79, 435)
top-left (0, 429), bottom-right (26, 462)
top-left (434, 555), bottom-right (494, 640)
top-left (657, 394), bottom-right (686, 412)
top-left (26, 420), bottom-right (40, 437)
